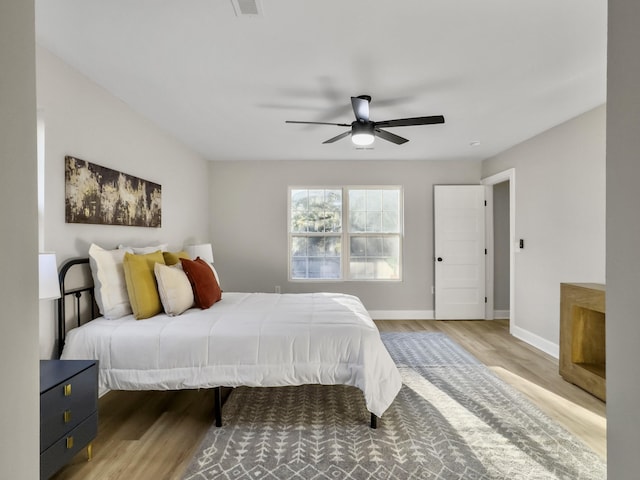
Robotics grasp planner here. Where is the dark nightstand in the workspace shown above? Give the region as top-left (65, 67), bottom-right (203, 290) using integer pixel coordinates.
top-left (40, 360), bottom-right (98, 480)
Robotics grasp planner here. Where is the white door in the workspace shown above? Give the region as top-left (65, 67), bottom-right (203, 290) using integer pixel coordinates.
top-left (434, 185), bottom-right (486, 319)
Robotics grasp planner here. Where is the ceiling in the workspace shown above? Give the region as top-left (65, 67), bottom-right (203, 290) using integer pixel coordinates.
top-left (35, 0), bottom-right (607, 163)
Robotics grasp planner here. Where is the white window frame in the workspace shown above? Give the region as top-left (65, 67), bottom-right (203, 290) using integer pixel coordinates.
top-left (288, 185), bottom-right (403, 282)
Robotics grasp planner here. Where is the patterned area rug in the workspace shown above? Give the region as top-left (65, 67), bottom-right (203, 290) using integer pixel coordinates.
top-left (182, 332), bottom-right (606, 479)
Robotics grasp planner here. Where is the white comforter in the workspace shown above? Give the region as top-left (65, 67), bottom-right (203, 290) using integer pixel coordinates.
top-left (61, 292), bottom-right (401, 417)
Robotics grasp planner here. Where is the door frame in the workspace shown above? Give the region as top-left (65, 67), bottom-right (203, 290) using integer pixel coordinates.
top-left (481, 168), bottom-right (516, 330)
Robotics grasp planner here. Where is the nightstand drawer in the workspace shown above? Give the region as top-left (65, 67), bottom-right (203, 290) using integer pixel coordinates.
top-left (40, 412), bottom-right (98, 480)
top-left (40, 361), bottom-right (98, 452)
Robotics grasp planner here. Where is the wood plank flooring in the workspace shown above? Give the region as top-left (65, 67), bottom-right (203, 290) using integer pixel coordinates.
top-left (51, 320), bottom-right (606, 480)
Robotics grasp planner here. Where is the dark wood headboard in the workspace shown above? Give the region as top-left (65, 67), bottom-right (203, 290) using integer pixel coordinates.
top-left (57, 257), bottom-right (95, 358)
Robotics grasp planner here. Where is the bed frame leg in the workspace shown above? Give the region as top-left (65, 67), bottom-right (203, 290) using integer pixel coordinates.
top-left (370, 413), bottom-right (377, 429)
top-left (214, 387), bottom-right (222, 427)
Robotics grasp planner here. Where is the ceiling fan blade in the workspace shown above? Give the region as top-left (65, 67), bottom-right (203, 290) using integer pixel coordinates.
top-left (375, 128), bottom-right (409, 145)
top-left (375, 115), bottom-right (445, 128)
top-left (351, 96), bottom-right (370, 122)
top-left (322, 130), bottom-right (351, 144)
top-left (286, 120), bottom-right (351, 127)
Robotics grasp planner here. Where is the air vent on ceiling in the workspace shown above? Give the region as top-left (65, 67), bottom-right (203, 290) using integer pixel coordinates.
top-left (231, 0), bottom-right (263, 17)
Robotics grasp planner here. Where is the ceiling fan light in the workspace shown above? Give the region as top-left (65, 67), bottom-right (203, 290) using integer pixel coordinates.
top-left (352, 132), bottom-right (375, 146)
top-left (351, 122), bottom-right (375, 146)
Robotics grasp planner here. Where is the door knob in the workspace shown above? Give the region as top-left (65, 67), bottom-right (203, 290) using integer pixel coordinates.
top-left (437, 257), bottom-right (443, 262)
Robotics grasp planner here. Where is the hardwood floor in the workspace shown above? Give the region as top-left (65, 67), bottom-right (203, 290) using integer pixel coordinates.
top-left (51, 320), bottom-right (606, 480)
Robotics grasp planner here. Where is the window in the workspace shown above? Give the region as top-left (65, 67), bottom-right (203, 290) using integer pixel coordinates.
top-left (289, 187), bottom-right (402, 281)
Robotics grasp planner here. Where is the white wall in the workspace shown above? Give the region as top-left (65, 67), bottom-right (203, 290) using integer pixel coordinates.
top-left (0, 1), bottom-right (40, 477)
top-left (482, 105), bottom-right (606, 355)
top-left (208, 159), bottom-right (481, 314)
top-left (607, 0), bottom-right (640, 476)
top-left (36, 47), bottom-right (212, 358)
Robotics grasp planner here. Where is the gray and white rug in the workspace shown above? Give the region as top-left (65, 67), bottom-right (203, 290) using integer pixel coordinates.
top-left (183, 332), bottom-right (606, 479)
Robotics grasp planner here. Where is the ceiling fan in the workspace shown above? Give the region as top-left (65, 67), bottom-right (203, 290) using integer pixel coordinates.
top-left (285, 95), bottom-right (444, 146)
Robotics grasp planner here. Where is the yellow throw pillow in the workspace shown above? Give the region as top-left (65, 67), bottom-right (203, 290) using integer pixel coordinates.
top-left (123, 251), bottom-right (165, 319)
top-left (162, 250), bottom-right (190, 266)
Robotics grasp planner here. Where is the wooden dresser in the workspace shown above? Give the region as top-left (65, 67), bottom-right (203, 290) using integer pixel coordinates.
top-left (559, 283), bottom-right (606, 401)
top-left (40, 360), bottom-right (98, 480)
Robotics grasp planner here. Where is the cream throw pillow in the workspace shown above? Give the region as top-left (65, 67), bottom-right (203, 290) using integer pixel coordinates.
top-left (88, 243), bottom-right (133, 319)
top-left (154, 263), bottom-right (194, 316)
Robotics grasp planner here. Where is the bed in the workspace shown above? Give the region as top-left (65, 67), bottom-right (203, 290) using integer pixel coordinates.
top-left (57, 255), bottom-right (402, 428)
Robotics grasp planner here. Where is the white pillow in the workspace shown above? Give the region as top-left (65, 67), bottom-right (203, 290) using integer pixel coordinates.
top-left (208, 263), bottom-right (222, 290)
top-left (118, 243), bottom-right (169, 254)
top-left (88, 243), bottom-right (133, 319)
top-left (154, 263), bottom-right (194, 316)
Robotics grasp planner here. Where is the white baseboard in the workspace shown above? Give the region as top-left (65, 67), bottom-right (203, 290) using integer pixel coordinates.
top-left (510, 324), bottom-right (559, 359)
top-left (370, 310), bottom-right (512, 321)
top-left (368, 310), bottom-right (434, 320)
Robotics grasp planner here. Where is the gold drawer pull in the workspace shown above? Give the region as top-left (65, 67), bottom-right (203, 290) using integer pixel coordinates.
top-left (66, 436), bottom-right (74, 449)
top-left (63, 409), bottom-right (72, 423)
top-left (64, 384), bottom-right (72, 396)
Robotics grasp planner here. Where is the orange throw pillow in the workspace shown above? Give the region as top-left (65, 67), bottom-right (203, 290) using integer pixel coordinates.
top-left (180, 257), bottom-right (222, 309)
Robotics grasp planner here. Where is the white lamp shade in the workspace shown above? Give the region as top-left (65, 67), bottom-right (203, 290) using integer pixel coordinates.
top-left (184, 244), bottom-right (214, 264)
top-left (351, 122), bottom-right (375, 146)
top-left (39, 253), bottom-right (61, 300)
top-left (351, 133), bottom-right (375, 146)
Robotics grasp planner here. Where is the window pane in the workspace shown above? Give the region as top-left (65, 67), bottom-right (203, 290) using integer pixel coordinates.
top-left (307, 237), bottom-right (324, 256)
top-left (366, 237), bottom-right (383, 256)
top-left (327, 189), bottom-right (342, 210)
top-left (366, 189), bottom-right (382, 211)
top-left (376, 258), bottom-right (399, 279)
top-left (366, 212), bottom-right (382, 232)
top-left (349, 234), bottom-right (400, 280)
top-left (325, 236), bottom-right (341, 256)
top-left (350, 257), bottom-right (399, 280)
top-left (382, 211), bottom-right (399, 232)
top-left (350, 211), bottom-right (366, 232)
top-left (350, 237), bottom-right (366, 256)
top-left (289, 231), bottom-right (341, 279)
top-left (383, 237), bottom-right (399, 257)
top-left (382, 189), bottom-right (399, 212)
top-left (324, 257), bottom-right (341, 278)
top-left (303, 236), bottom-right (342, 256)
top-left (350, 259), bottom-right (374, 279)
top-left (308, 257), bottom-right (340, 279)
top-left (291, 189), bottom-right (308, 211)
top-left (291, 258), bottom-right (308, 279)
top-left (320, 211), bottom-right (341, 233)
top-left (349, 190), bottom-right (366, 211)
top-left (349, 188), bottom-right (401, 234)
top-left (308, 189), bottom-right (325, 207)
top-left (308, 257), bottom-right (324, 278)
top-left (290, 188), bottom-right (342, 234)
top-left (291, 236), bottom-right (307, 256)
top-left (291, 214), bottom-right (306, 232)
